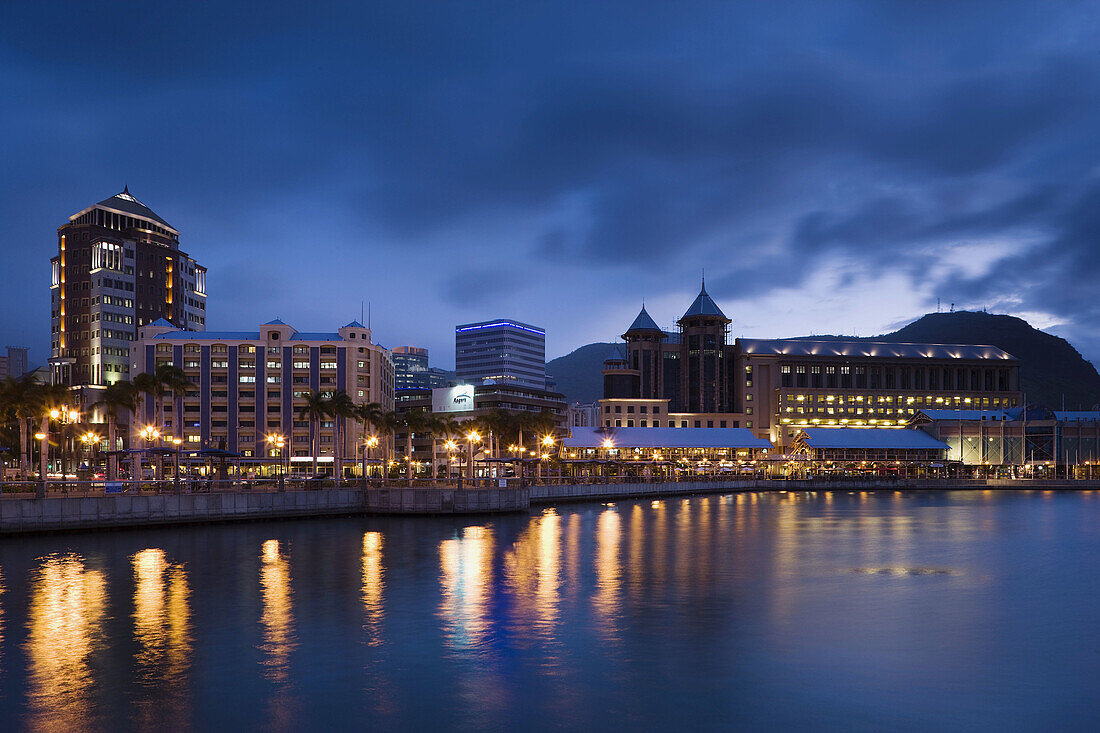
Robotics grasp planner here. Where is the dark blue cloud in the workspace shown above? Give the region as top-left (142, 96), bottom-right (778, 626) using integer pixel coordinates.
top-left (2, 1), bottom-right (1100, 368)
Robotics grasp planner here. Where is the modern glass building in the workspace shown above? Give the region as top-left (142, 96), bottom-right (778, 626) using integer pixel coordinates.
top-left (455, 319), bottom-right (546, 389)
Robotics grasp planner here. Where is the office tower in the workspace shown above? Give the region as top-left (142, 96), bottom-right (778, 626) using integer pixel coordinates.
top-left (455, 319), bottom-right (546, 389)
top-left (49, 187), bottom-right (207, 389)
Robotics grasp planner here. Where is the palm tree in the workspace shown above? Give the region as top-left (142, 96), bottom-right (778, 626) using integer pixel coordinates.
top-left (328, 390), bottom-right (355, 479)
top-left (481, 408), bottom-right (512, 462)
top-left (375, 410), bottom-right (401, 479)
top-left (400, 408), bottom-right (435, 485)
top-left (353, 402), bottom-right (386, 477)
top-left (0, 374), bottom-right (39, 477)
top-left (434, 414), bottom-right (462, 478)
top-left (32, 382), bottom-right (74, 478)
top-left (91, 380), bottom-right (138, 480)
top-left (132, 364), bottom-right (192, 481)
top-left (297, 390), bottom-right (331, 477)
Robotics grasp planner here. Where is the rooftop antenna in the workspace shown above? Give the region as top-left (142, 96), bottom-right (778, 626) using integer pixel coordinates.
top-left (368, 301), bottom-right (371, 330)
top-left (361, 300), bottom-right (364, 325)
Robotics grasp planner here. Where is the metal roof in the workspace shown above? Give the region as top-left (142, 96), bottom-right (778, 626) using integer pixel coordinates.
top-left (797, 428), bottom-right (949, 450)
top-left (1055, 411), bottom-right (1100, 422)
top-left (679, 279), bottom-right (728, 321)
top-left (916, 409), bottom-right (1022, 421)
top-left (563, 426), bottom-right (771, 449)
top-left (739, 338), bottom-right (1016, 361)
top-left (70, 187), bottom-right (178, 233)
top-left (625, 305), bottom-right (663, 334)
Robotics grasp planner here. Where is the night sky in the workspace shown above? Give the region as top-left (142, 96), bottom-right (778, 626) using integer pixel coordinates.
top-left (3, 2), bottom-right (1100, 370)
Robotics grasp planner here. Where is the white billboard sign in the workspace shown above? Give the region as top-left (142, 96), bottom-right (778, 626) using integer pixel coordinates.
top-left (433, 385), bottom-right (475, 413)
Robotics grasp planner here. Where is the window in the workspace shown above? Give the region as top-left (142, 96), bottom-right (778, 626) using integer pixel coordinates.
top-left (267, 360), bottom-right (280, 369)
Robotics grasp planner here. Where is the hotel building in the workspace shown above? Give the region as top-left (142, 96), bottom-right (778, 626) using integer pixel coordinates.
top-left (455, 319), bottom-right (546, 389)
top-left (50, 188), bottom-right (207, 390)
top-left (601, 280), bottom-right (1023, 448)
top-left (132, 319), bottom-right (394, 467)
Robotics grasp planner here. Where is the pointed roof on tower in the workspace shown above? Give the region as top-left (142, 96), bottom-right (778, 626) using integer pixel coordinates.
top-left (625, 304), bottom-right (663, 334)
top-left (679, 277), bottom-right (729, 321)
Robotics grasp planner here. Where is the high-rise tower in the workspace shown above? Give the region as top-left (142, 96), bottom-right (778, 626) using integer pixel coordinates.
top-left (49, 188), bottom-right (207, 389)
top-left (676, 278), bottom-right (731, 413)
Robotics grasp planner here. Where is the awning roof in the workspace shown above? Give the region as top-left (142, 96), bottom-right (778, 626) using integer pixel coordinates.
top-left (797, 428), bottom-right (949, 450)
top-left (739, 338), bottom-right (1015, 361)
top-left (563, 427), bottom-right (771, 449)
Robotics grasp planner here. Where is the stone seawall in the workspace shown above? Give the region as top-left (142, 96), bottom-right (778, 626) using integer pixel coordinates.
top-left (4, 479), bottom-right (1100, 535)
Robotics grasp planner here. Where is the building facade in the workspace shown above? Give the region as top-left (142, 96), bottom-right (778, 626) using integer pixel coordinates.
top-left (0, 346), bottom-right (29, 380)
top-left (50, 188), bottom-right (207, 391)
top-left (393, 346), bottom-right (449, 391)
top-left (455, 319), bottom-right (546, 389)
top-left (601, 281), bottom-right (1023, 448)
top-left (133, 319), bottom-right (393, 468)
top-left (394, 382), bottom-right (567, 467)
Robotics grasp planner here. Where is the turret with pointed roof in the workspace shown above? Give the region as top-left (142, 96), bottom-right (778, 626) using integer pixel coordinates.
top-left (678, 277), bottom-right (730, 324)
top-left (623, 304), bottom-right (664, 337)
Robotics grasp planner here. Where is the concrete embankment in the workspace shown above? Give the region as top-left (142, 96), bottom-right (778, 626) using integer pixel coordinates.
top-left (3, 478), bottom-right (1100, 534)
top-left (0, 486), bottom-right (529, 534)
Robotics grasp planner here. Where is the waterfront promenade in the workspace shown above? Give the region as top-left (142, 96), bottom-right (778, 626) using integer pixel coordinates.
top-left (1, 476), bottom-right (1099, 534)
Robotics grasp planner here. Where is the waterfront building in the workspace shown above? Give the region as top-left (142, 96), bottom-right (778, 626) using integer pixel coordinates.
top-left (789, 428), bottom-right (949, 465)
top-left (566, 401), bottom-right (601, 427)
top-left (455, 319), bottom-right (546, 389)
top-left (393, 346), bottom-right (449, 391)
top-left (50, 188), bottom-right (207, 391)
top-left (132, 319), bottom-right (394, 472)
top-left (601, 280), bottom-right (1023, 448)
top-left (394, 382), bottom-right (567, 468)
top-left (910, 407), bottom-right (1100, 471)
top-left (560, 426), bottom-right (771, 464)
top-left (0, 346), bottom-right (29, 380)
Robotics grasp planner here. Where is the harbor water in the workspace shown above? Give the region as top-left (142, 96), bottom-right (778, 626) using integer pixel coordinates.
top-left (0, 489), bottom-right (1098, 731)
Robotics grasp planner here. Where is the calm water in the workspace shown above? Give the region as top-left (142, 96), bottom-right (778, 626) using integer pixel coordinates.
top-left (0, 490), bottom-right (1098, 731)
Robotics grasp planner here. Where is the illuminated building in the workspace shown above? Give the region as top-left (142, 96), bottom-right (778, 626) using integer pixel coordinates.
top-left (393, 346), bottom-right (449, 391)
top-left (50, 188), bottom-right (207, 390)
top-left (132, 319), bottom-right (393, 469)
top-left (911, 406), bottom-right (1100, 469)
top-left (600, 280), bottom-right (1024, 447)
top-left (455, 319), bottom-right (546, 389)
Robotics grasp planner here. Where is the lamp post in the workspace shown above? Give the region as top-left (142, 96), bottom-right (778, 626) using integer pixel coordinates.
top-left (139, 426), bottom-right (160, 490)
top-left (466, 431), bottom-right (481, 483)
top-left (80, 431), bottom-right (100, 485)
top-left (444, 440), bottom-right (458, 482)
top-left (35, 431), bottom-right (47, 498)
top-left (43, 405), bottom-right (79, 495)
top-left (362, 435), bottom-right (379, 487)
top-left (172, 437), bottom-right (183, 492)
top-left (267, 433), bottom-right (285, 490)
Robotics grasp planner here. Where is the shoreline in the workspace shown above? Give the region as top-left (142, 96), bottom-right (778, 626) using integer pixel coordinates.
top-left (1, 478), bottom-right (1099, 535)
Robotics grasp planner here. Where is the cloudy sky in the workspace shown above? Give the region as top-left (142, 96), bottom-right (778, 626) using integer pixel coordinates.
top-left (3, 1), bottom-right (1100, 369)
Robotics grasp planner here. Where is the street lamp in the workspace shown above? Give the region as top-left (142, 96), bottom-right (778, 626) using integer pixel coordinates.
top-left (138, 426), bottom-right (160, 488)
top-left (80, 431), bottom-right (100, 480)
top-left (466, 431), bottom-right (481, 481)
top-left (172, 437), bottom-right (183, 491)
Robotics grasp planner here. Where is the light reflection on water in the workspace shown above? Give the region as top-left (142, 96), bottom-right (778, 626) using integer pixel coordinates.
top-left (131, 548), bottom-right (192, 729)
top-left (25, 554), bottom-right (106, 733)
top-left (0, 491), bottom-right (1097, 730)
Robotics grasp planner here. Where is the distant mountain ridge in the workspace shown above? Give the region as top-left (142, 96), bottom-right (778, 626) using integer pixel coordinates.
top-left (546, 311), bottom-right (1100, 409)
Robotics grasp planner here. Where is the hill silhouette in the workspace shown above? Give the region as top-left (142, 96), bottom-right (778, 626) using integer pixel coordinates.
top-left (547, 311), bottom-right (1100, 409)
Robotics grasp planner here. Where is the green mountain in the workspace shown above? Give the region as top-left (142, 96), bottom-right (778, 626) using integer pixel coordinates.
top-left (547, 311), bottom-right (1100, 409)
top-left (546, 342), bottom-right (620, 404)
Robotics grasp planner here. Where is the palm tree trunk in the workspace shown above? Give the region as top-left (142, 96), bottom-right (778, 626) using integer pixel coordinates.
top-left (312, 418), bottom-right (319, 476)
top-left (20, 417), bottom-right (30, 478)
top-left (107, 414), bottom-right (117, 481)
top-left (406, 431), bottom-right (413, 485)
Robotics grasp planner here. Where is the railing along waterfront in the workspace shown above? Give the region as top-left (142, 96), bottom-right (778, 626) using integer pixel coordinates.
top-left (3, 473), bottom-right (1100, 498)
